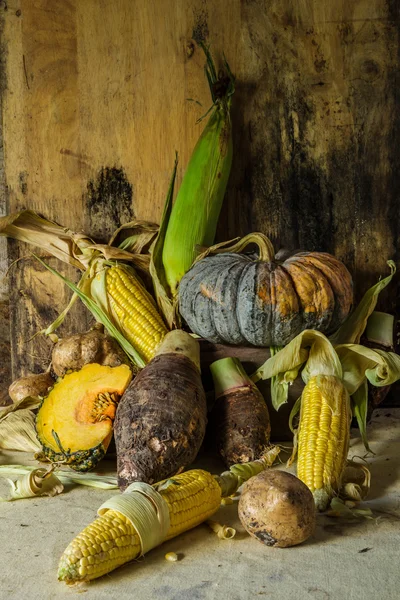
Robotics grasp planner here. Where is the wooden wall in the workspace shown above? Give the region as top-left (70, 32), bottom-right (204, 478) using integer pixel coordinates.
top-left (0, 0), bottom-right (399, 382)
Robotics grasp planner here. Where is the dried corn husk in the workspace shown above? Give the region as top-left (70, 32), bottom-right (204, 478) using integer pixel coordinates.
top-left (327, 497), bottom-right (374, 520)
top-left (0, 465), bottom-right (118, 490)
top-left (0, 397), bottom-right (41, 452)
top-left (341, 461), bottom-right (371, 500)
top-left (206, 520), bottom-right (236, 540)
top-left (0, 466), bottom-right (63, 501)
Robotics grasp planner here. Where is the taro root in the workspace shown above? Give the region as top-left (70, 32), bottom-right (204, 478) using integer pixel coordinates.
top-left (9, 371), bottom-right (55, 403)
top-left (114, 330), bottom-right (207, 489)
top-left (238, 470), bottom-right (316, 548)
top-left (51, 323), bottom-right (129, 377)
top-left (179, 232), bottom-right (353, 347)
top-left (36, 363), bottom-right (132, 471)
top-left (209, 357), bottom-right (270, 467)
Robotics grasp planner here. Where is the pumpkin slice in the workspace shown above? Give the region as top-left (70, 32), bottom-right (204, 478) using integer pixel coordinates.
top-left (36, 363), bottom-right (132, 472)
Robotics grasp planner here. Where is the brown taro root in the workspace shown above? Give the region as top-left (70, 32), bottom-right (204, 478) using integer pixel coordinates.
top-left (9, 370), bottom-right (55, 403)
top-left (114, 330), bottom-right (207, 489)
top-left (51, 323), bottom-right (129, 377)
top-left (239, 470), bottom-right (316, 548)
top-left (209, 357), bottom-right (271, 467)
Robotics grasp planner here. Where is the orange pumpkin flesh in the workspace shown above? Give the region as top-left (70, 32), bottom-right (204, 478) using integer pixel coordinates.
top-left (36, 363), bottom-right (132, 471)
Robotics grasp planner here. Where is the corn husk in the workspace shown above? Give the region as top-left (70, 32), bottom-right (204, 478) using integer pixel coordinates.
top-left (365, 311), bottom-right (394, 349)
top-left (0, 465), bottom-right (118, 490)
top-left (330, 260), bottom-right (396, 345)
top-left (0, 397), bottom-right (41, 452)
top-left (149, 155), bottom-right (180, 329)
top-left (215, 445), bottom-right (280, 497)
top-left (161, 45), bottom-right (235, 296)
top-left (0, 466), bottom-right (64, 501)
top-left (206, 520), bottom-right (236, 540)
top-left (341, 461), bottom-right (371, 500)
top-left (327, 497), bottom-right (374, 519)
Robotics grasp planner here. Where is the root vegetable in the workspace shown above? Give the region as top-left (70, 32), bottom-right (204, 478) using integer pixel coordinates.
top-left (210, 357), bottom-right (270, 466)
top-left (114, 330), bottom-right (207, 489)
top-left (238, 470), bottom-right (316, 548)
top-left (9, 371), bottom-right (55, 402)
top-left (51, 323), bottom-right (129, 377)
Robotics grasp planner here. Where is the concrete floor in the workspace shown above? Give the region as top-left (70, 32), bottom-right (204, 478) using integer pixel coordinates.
top-left (1, 409), bottom-right (399, 600)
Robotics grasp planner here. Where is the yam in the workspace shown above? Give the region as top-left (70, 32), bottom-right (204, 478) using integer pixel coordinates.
top-left (114, 330), bottom-right (207, 489)
top-left (210, 357), bottom-right (270, 466)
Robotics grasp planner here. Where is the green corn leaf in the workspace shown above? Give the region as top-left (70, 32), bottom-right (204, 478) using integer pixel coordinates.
top-left (149, 154), bottom-right (180, 329)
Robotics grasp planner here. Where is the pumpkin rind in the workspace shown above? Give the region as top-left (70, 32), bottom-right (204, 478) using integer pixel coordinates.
top-left (179, 250), bottom-right (353, 347)
top-left (36, 363), bottom-right (132, 472)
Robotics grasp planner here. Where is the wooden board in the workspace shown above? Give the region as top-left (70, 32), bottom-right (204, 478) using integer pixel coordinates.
top-left (1, 0), bottom-right (399, 379)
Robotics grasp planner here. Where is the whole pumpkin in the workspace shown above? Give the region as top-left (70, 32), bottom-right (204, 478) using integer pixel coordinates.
top-left (178, 233), bottom-right (353, 347)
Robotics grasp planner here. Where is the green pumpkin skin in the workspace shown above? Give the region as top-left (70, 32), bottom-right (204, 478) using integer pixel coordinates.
top-left (178, 251), bottom-right (353, 347)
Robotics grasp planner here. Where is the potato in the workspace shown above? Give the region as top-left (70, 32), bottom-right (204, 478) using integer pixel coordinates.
top-left (9, 371), bottom-right (55, 403)
top-left (51, 324), bottom-right (129, 377)
top-left (238, 469), bottom-right (316, 548)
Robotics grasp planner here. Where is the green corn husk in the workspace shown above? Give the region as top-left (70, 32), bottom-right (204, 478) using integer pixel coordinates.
top-left (162, 45), bottom-right (235, 296)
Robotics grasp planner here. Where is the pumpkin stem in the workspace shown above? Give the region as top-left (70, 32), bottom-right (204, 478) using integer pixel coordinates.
top-left (193, 232), bottom-right (275, 264)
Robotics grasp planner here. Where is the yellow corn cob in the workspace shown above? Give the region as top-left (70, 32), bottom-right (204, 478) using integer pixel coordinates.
top-left (105, 265), bottom-right (168, 362)
top-left (58, 469), bottom-right (221, 584)
top-left (297, 375), bottom-right (351, 511)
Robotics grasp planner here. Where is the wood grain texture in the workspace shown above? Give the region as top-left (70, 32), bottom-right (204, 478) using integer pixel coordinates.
top-left (1, 0), bottom-right (399, 382)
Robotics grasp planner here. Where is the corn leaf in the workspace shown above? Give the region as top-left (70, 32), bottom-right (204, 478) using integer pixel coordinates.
top-left (351, 380), bottom-right (372, 453)
top-left (149, 155), bottom-right (180, 329)
top-left (33, 254), bottom-right (146, 368)
top-left (330, 261), bottom-right (396, 345)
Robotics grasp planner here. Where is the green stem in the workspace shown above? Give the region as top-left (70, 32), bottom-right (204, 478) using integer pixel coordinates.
top-left (210, 357), bottom-right (253, 399)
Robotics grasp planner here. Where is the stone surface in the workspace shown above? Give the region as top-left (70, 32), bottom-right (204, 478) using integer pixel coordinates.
top-left (0, 409), bottom-right (399, 600)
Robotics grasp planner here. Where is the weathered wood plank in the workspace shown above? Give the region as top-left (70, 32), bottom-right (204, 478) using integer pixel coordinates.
top-left (1, 0), bottom-right (399, 382)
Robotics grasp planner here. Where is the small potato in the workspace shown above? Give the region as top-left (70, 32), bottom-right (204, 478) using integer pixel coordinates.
top-left (9, 371), bottom-right (55, 402)
top-left (51, 324), bottom-right (129, 377)
top-left (238, 470), bottom-right (316, 548)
